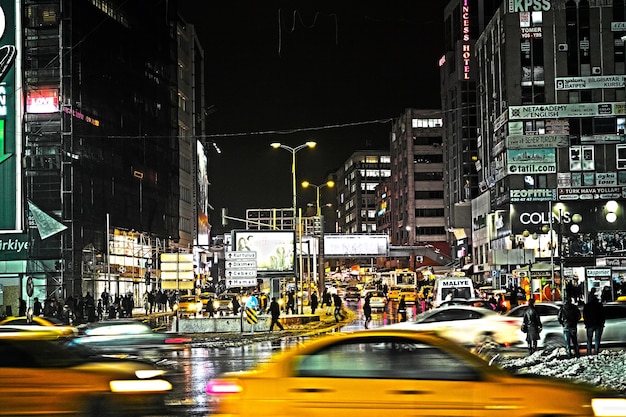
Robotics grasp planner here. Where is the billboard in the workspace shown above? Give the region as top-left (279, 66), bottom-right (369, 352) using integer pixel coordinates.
top-left (0, 0), bottom-right (21, 232)
top-left (232, 230), bottom-right (295, 274)
top-left (323, 234), bottom-right (389, 257)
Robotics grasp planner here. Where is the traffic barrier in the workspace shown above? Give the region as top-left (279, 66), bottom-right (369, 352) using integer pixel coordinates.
top-left (245, 307), bottom-right (258, 324)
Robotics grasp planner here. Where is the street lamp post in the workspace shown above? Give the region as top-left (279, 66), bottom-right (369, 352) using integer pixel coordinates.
top-left (301, 179), bottom-right (335, 216)
top-left (270, 141), bottom-right (316, 314)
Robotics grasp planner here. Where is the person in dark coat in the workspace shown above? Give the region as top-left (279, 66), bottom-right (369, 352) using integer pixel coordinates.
top-left (323, 289), bottom-right (333, 315)
top-left (398, 295), bottom-right (407, 322)
top-left (286, 291), bottom-right (296, 314)
top-left (333, 293), bottom-right (345, 322)
top-left (522, 298), bottom-right (542, 354)
top-left (268, 297), bottom-right (284, 331)
top-left (583, 288), bottom-right (606, 355)
top-left (231, 295), bottom-right (241, 316)
top-left (33, 297), bottom-right (42, 317)
top-left (310, 292), bottom-right (319, 315)
top-left (558, 296), bottom-right (582, 358)
top-left (18, 298), bottom-right (27, 316)
top-left (363, 292), bottom-right (372, 328)
top-left (206, 296), bottom-right (215, 318)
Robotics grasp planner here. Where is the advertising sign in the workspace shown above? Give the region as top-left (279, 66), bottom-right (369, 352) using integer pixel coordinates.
top-left (0, 0), bottom-right (20, 231)
top-left (555, 76), bottom-right (625, 90)
top-left (232, 230), bottom-right (295, 274)
top-left (506, 134), bottom-right (569, 149)
top-left (507, 148), bottom-right (556, 174)
top-left (509, 102), bottom-right (626, 120)
top-left (324, 234), bottom-right (389, 257)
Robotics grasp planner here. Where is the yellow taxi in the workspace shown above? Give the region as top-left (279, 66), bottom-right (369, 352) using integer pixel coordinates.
top-left (398, 287), bottom-right (418, 304)
top-left (206, 329), bottom-right (626, 417)
top-left (0, 315), bottom-right (76, 337)
top-left (387, 286), bottom-right (402, 301)
top-left (0, 334), bottom-right (172, 415)
top-left (176, 294), bottom-right (203, 317)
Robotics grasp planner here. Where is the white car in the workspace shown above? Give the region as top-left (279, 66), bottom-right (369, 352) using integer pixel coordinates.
top-left (362, 290), bottom-right (387, 310)
top-left (504, 302), bottom-right (562, 348)
top-left (385, 305), bottom-right (520, 348)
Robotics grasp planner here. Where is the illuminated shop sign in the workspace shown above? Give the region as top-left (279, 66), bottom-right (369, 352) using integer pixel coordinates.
top-left (26, 89), bottom-right (59, 113)
top-left (508, 0), bottom-right (551, 13)
top-left (461, 0), bottom-right (470, 80)
top-left (507, 148), bottom-right (556, 174)
top-left (506, 134), bottom-right (569, 149)
top-left (63, 106), bottom-right (100, 127)
top-left (509, 102), bottom-right (626, 119)
top-left (509, 188), bottom-right (556, 202)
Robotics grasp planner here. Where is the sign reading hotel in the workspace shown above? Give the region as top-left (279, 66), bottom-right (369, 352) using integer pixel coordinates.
top-left (555, 76), bottom-right (625, 90)
top-left (506, 134), bottom-right (569, 149)
top-left (509, 102), bottom-right (626, 120)
top-left (461, 0), bottom-right (471, 80)
top-left (507, 148), bottom-right (556, 174)
top-left (0, 1), bottom-right (20, 231)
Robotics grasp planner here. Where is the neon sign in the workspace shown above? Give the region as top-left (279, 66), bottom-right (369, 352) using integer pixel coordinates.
top-left (462, 0), bottom-right (471, 80)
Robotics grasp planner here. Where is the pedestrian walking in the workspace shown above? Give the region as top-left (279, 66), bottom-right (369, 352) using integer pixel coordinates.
top-left (558, 296), bottom-right (581, 358)
top-left (310, 292), bottom-right (319, 315)
top-left (206, 295), bottom-right (216, 318)
top-left (286, 291), bottom-right (296, 314)
top-left (583, 288), bottom-right (606, 355)
top-left (522, 298), bottom-right (542, 354)
top-left (33, 297), bottom-right (42, 317)
top-left (268, 297), bottom-right (284, 331)
top-left (398, 295), bottom-right (407, 322)
top-left (323, 289), bottom-right (333, 315)
top-left (363, 292), bottom-right (372, 328)
top-left (232, 295), bottom-right (241, 316)
top-left (333, 293), bottom-right (345, 322)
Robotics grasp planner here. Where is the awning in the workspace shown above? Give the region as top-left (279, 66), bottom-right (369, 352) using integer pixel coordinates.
top-left (451, 228), bottom-right (467, 240)
top-left (461, 263), bottom-right (474, 271)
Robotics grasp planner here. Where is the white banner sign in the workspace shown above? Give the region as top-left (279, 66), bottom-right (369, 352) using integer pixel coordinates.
top-left (555, 76), bottom-right (625, 90)
top-left (225, 251), bottom-right (257, 260)
top-left (506, 134), bottom-right (569, 148)
top-left (225, 269), bottom-right (257, 278)
top-left (509, 102), bottom-right (626, 119)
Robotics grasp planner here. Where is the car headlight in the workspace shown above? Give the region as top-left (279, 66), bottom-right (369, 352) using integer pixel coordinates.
top-left (213, 301), bottom-right (219, 309)
top-left (136, 370), bottom-right (166, 379)
top-left (110, 379), bottom-right (172, 393)
top-left (591, 398), bottom-right (626, 416)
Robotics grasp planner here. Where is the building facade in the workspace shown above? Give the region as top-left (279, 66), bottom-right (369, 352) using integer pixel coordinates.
top-left (0, 0), bottom-right (204, 315)
top-left (474, 0), bottom-right (626, 298)
top-left (335, 150), bottom-right (391, 234)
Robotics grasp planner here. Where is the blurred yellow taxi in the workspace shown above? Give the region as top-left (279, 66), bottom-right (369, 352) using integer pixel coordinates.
top-left (176, 295), bottom-right (202, 317)
top-left (387, 286), bottom-right (402, 301)
top-left (398, 287), bottom-right (418, 304)
top-left (0, 336), bottom-right (172, 415)
top-left (0, 315), bottom-right (76, 337)
top-left (206, 329), bottom-right (626, 417)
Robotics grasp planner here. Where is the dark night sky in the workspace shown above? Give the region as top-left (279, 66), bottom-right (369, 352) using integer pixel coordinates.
top-left (178, 1), bottom-right (447, 232)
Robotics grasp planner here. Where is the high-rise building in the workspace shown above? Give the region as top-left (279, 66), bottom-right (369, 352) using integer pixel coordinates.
top-left (388, 109), bottom-right (447, 252)
top-left (474, 1), bottom-right (626, 296)
top-left (440, 0), bottom-right (504, 272)
top-left (335, 150), bottom-right (391, 235)
top-left (0, 0), bottom-right (187, 311)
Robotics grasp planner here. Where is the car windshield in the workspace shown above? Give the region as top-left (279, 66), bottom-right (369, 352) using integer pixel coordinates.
top-left (180, 296), bottom-right (196, 302)
top-left (0, 339), bottom-right (97, 368)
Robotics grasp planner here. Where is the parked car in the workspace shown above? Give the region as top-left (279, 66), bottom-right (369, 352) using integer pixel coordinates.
top-left (199, 292), bottom-right (217, 311)
top-left (0, 335), bottom-right (172, 416)
top-left (71, 319), bottom-right (190, 353)
top-left (214, 293), bottom-right (237, 315)
top-left (387, 286), bottom-right (403, 301)
top-left (206, 329), bottom-right (626, 417)
top-left (538, 302), bottom-right (626, 350)
top-left (386, 305), bottom-right (520, 348)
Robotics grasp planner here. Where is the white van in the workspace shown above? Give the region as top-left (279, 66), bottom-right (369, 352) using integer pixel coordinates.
top-left (432, 277), bottom-right (475, 307)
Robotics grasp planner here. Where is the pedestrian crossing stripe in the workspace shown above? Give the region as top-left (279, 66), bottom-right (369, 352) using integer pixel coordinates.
top-left (245, 307), bottom-right (258, 324)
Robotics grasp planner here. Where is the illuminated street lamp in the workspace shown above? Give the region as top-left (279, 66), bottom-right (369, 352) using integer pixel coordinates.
top-left (270, 141), bottom-right (317, 217)
top-left (270, 141), bottom-right (316, 314)
top-left (301, 179), bottom-right (334, 216)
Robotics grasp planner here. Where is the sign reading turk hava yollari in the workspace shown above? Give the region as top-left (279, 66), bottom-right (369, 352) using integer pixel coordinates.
top-left (0, 0), bottom-right (21, 231)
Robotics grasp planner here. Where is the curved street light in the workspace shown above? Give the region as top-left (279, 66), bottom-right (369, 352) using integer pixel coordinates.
top-left (270, 141), bottom-right (316, 314)
top-left (270, 142), bottom-right (316, 215)
top-left (301, 179), bottom-right (334, 216)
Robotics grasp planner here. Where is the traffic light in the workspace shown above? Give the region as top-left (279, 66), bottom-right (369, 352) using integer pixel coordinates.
top-left (221, 208), bottom-right (228, 226)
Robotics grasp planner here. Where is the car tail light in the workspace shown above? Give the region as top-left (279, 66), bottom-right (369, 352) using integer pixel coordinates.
top-left (165, 336), bottom-right (192, 344)
top-left (206, 379), bottom-right (243, 394)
